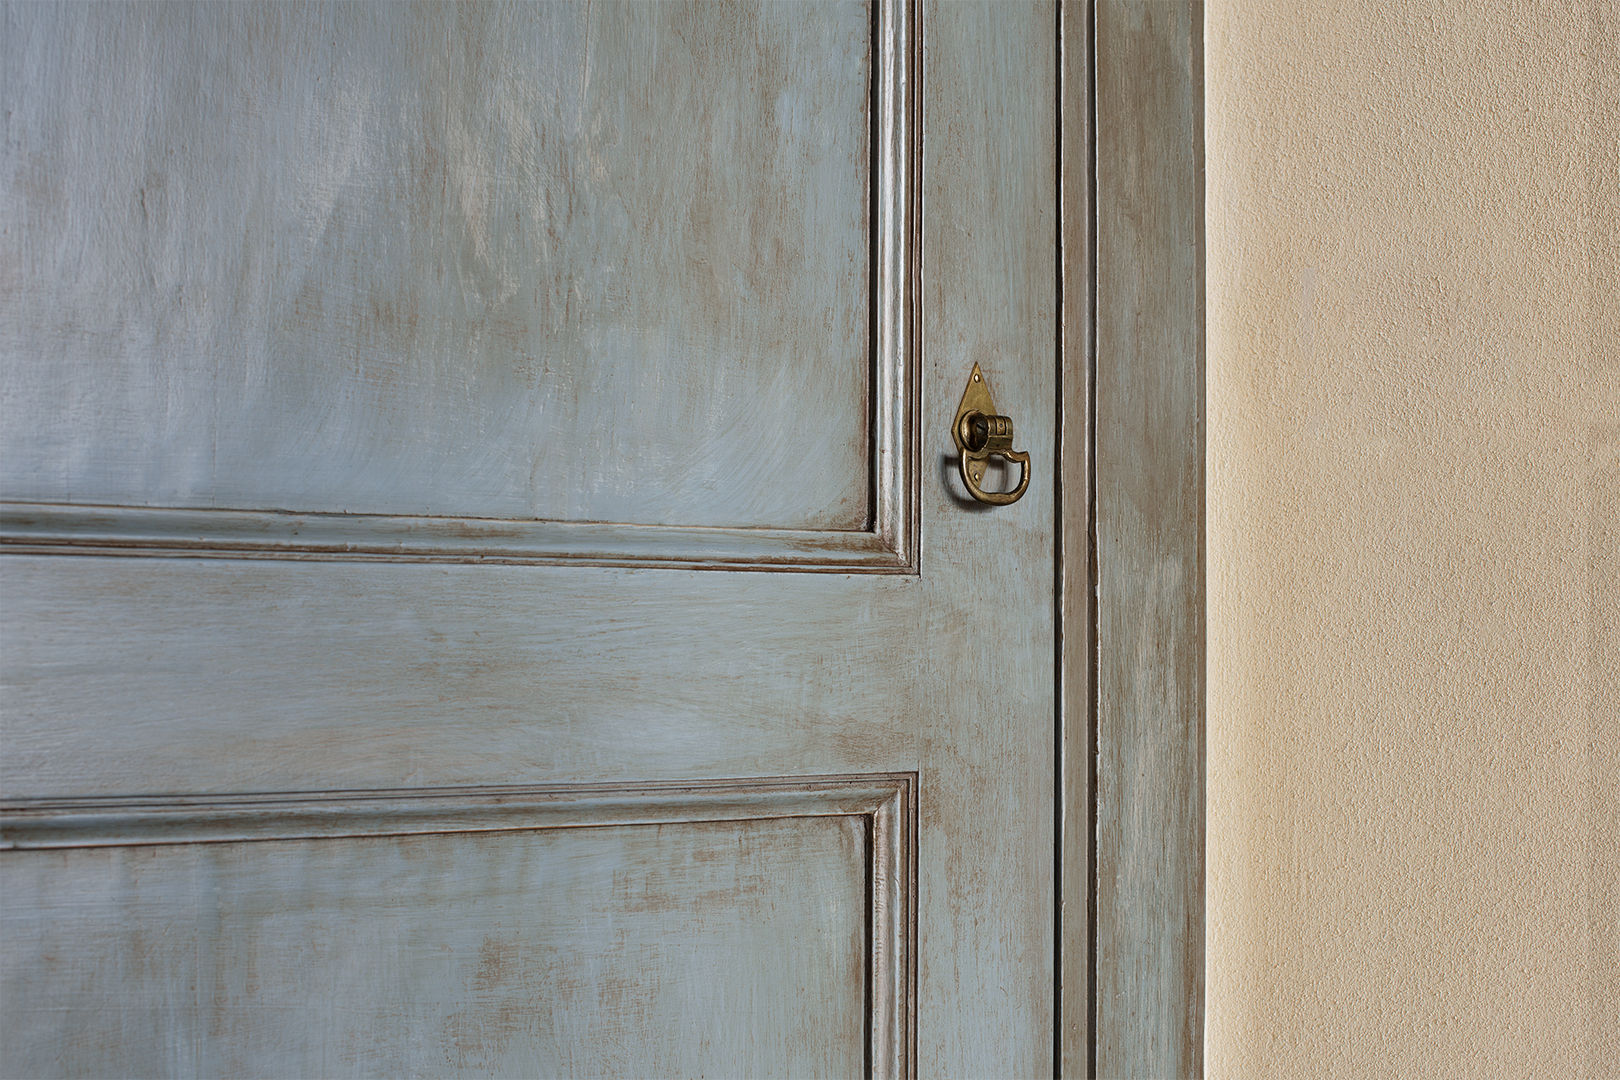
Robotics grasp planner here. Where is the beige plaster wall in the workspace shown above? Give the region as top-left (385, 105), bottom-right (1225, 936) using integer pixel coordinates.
top-left (1206, 1), bottom-right (1618, 1075)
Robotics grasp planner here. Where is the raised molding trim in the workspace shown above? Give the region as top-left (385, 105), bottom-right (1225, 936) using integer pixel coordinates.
top-left (0, 0), bottom-right (919, 575)
top-left (0, 502), bottom-right (912, 572)
top-left (1, 772), bottom-right (919, 1078)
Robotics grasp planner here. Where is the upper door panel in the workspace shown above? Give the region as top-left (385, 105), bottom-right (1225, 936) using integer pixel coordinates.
top-left (1, 1), bottom-right (916, 569)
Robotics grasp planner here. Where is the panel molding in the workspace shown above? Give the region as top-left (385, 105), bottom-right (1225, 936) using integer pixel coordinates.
top-left (0, 0), bottom-right (920, 575)
top-left (0, 502), bottom-right (911, 572)
top-left (1, 772), bottom-right (918, 1079)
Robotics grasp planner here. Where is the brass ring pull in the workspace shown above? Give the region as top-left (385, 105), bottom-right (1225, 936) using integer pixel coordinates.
top-left (952, 364), bottom-right (1032, 506)
top-left (959, 419), bottom-right (1031, 505)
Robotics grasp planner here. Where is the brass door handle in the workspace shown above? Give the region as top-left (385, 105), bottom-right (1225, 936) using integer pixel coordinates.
top-left (952, 364), bottom-right (1031, 506)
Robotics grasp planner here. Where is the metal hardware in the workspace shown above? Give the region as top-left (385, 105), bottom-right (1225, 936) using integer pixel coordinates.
top-left (951, 363), bottom-right (1031, 506)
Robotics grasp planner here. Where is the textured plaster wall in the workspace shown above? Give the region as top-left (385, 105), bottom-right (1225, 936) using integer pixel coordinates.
top-left (1206, 1), bottom-right (1618, 1076)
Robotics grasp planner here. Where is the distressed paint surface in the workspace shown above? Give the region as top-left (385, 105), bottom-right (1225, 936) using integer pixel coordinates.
top-left (2, 816), bottom-right (867, 1078)
top-left (917, 4), bottom-right (1057, 1074)
top-left (0, 1), bottom-right (1059, 1075)
top-left (1094, 1), bottom-right (1206, 1077)
top-left (0, 1), bottom-right (870, 530)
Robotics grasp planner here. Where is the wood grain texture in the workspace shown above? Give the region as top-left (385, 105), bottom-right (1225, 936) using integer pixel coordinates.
top-left (1093, 1), bottom-right (1206, 1076)
top-left (918, 3), bottom-right (1057, 1074)
top-left (0, 0), bottom-right (886, 534)
top-left (0, 558), bottom-right (939, 799)
top-left (1058, 1), bottom-right (1094, 1074)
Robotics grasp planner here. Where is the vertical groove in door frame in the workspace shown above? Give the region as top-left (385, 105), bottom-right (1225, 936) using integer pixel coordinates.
top-left (1066, 1), bottom-right (1205, 1076)
top-left (1056, 0), bottom-right (1095, 1075)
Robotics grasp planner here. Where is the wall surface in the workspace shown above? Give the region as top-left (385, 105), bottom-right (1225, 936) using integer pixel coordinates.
top-left (1206, 2), bottom-right (1617, 1076)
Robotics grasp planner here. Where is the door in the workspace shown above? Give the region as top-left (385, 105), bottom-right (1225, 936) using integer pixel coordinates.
top-left (0, 2), bottom-right (1057, 1075)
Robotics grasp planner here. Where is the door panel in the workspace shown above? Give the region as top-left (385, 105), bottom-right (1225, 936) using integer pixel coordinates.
top-left (1, 1), bottom-right (873, 531)
top-left (0, 2), bottom-right (1056, 1075)
top-left (2, 780), bottom-right (911, 1077)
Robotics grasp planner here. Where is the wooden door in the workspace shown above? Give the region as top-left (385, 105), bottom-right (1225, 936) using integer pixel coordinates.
top-left (0, 2), bottom-right (1057, 1075)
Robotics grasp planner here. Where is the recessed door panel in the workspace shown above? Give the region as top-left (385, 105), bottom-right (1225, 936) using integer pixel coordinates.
top-left (2, 803), bottom-right (884, 1078)
top-left (1, 1), bottom-right (876, 532)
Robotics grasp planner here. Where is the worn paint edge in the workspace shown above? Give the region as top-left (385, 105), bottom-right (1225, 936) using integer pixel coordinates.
top-left (1, 771), bottom-right (919, 1080)
top-left (1056, 1), bottom-right (1098, 1076)
top-left (1090, 1), bottom-right (1206, 1076)
top-left (0, 502), bottom-right (913, 573)
top-left (875, 0), bottom-right (923, 576)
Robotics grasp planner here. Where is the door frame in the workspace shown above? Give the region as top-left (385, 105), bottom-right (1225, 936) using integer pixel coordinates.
top-left (1058, 2), bottom-right (1205, 1076)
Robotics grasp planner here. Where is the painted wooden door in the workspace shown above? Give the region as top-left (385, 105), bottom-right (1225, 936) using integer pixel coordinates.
top-left (0, 2), bottom-right (1056, 1075)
